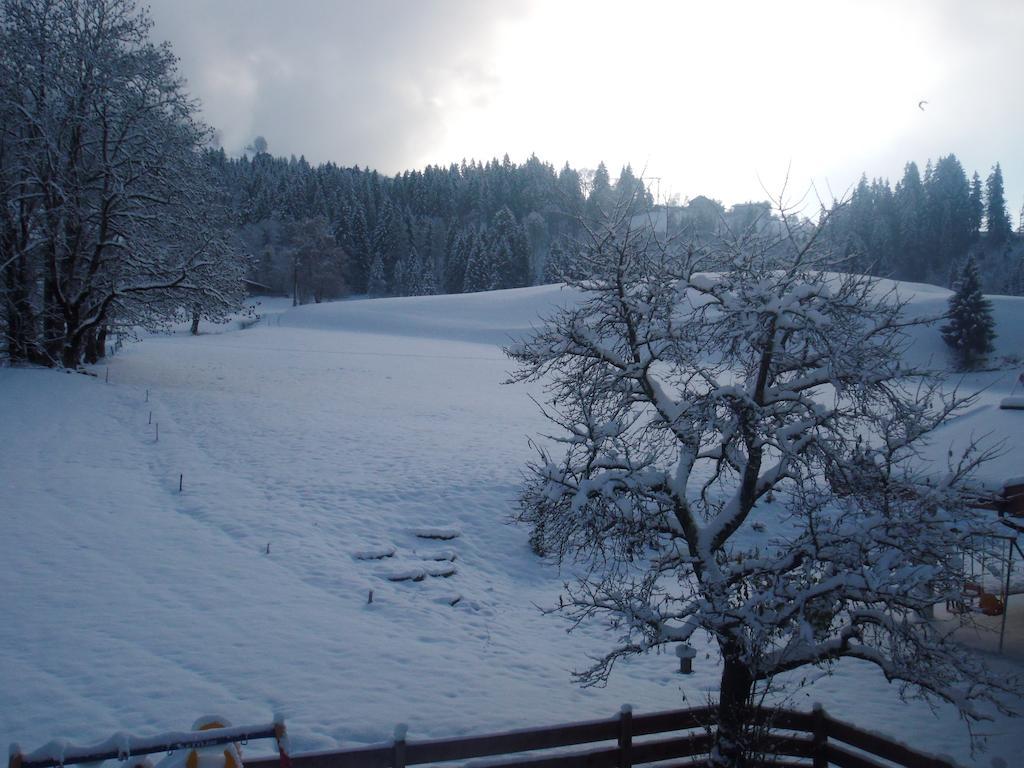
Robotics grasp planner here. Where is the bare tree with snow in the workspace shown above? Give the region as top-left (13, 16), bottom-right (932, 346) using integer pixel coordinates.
top-left (0, 0), bottom-right (248, 366)
top-left (507, 203), bottom-right (1020, 766)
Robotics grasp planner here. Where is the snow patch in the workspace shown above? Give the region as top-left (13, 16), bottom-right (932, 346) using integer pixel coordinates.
top-left (413, 527), bottom-right (461, 541)
top-left (352, 546), bottom-right (397, 561)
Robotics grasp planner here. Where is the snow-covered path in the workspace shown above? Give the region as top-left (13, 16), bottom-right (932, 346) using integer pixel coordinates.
top-left (3, 287), bottom-right (1023, 766)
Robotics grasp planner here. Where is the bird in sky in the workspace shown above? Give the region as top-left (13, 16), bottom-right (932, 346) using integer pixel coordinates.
top-left (918, 100), bottom-right (928, 111)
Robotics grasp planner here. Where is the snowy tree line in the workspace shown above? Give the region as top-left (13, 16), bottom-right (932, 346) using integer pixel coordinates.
top-left (211, 148), bottom-right (796, 305)
top-left (217, 147), bottom-right (1024, 307)
top-left (212, 149), bottom-right (659, 302)
top-left (823, 155), bottom-right (1023, 294)
top-left (0, 0), bottom-right (248, 368)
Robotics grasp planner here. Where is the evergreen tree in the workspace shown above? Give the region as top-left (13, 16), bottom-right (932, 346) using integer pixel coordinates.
top-left (941, 256), bottom-right (996, 370)
top-left (392, 250), bottom-right (413, 296)
top-left (338, 200), bottom-right (372, 292)
top-left (586, 162), bottom-right (613, 220)
top-left (968, 172), bottom-right (983, 239)
top-left (416, 251), bottom-right (437, 295)
top-left (393, 245), bottom-right (437, 297)
top-left (985, 163), bottom-right (1012, 243)
top-left (367, 254), bottom-right (387, 296)
top-left (614, 164), bottom-right (647, 215)
top-left (556, 163), bottom-right (585, 215)
top-left (542, 239), bottom-right (579, 283)
top-left (444, 229), bottom-right (468, 294)
top-left (463, 229), bottom-right (500, 292)
top-left (490, 206), bottom-right (530, 288)
top-left (523, 211), bottom-right (549, 283)
top-left (924, 155), bottom-right (972, 278)
top-left (370, 199), bottom-right (411, 292)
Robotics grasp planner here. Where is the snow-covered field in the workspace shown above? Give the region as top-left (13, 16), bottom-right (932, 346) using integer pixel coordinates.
top-left (3, 283), bottom-right (1024, 767)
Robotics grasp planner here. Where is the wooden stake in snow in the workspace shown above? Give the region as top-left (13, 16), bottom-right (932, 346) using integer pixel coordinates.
top-left (105, 367), bottom-right (109, 384)
top-left (367, 589), bottom-right (373, 604)
top-left (155, 422), bottom-right (159, 442)
top-left (145, 388), bottom-right (149, 402)
top-left (179, 473), bottom-right (183, 493)
top-left (148, 410), bottom-right (152, 425)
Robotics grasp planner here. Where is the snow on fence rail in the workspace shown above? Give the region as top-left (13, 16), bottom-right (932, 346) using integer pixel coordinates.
top-left (11, 706), bottom-right (963, 768)
top-left (9, 723), bottom-right (285, 768)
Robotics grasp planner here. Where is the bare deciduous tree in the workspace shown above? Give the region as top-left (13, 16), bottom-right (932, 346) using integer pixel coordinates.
top-left (507, 204), bottom-right (1019, 766)
top-left (0, 0), bottom-right (248, 366)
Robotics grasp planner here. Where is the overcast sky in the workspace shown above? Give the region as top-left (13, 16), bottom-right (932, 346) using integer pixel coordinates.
top-left (149, 0), bottom-right (1023, 218)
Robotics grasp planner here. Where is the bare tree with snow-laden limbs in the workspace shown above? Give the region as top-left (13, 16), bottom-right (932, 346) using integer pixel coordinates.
top-left (507, 204), bottom-right (1020, 766)
top-left (0, 0), bottom-right (248, 366)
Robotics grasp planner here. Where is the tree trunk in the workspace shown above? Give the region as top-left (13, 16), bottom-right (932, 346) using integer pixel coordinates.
top-left (83, 326), bottom-right (99, 364)
top-left (43, 272), bottom-right (64, 362)
top-left (61, 336), bottom-right (82, 368)
top-left (95, 325), bottom-right (107, 359)
top-left (710, 653), bottom-right (754, 768)
top-left (191, 307), bottom-right (200, 335)
top-left (4, 268), bottom-right (35, 363)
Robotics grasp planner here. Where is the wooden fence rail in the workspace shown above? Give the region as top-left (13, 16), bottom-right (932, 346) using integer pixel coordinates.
top-left (9, 706), bottom-right (962, 768)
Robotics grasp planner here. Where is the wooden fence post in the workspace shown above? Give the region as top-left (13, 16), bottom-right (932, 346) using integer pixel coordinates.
top-left (812, 703), bottom-right (827, 768)
top-left (392, 724), bottom-right (407, 768)
top-left (617, 705), bottom-right (633, 768)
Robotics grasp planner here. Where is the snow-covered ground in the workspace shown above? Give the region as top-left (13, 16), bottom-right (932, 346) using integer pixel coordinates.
top-left (2, 283), bottom-right (1024, 767)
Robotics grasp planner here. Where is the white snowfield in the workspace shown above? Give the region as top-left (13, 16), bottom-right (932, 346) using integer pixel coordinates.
top-left (2, 281), bottom-right (1024, 767)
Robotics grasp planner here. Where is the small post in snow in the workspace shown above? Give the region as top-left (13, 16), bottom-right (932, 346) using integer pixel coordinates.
top-left (145, 388), bottom-right (149, 402)
top-left (675, 643), bottom-right (696, 674)
top-left (179, 473), bottom-right (183, 493)
top-left (148, 410), bottom-right (152, 425)
top-left (155, 422), bottom-right (159, 442)
top-left (105, 366), bottom-right (109, 384)
top-left (367, 589), bottom-right (374, 604)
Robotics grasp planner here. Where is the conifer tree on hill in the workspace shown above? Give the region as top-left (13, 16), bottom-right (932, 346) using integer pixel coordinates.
top-left (985, 162), bottom-right (1012, 243)
top-left (941, 256), bottom-right (996, 370)
top-left (968, 171), bottom-right (984, 239)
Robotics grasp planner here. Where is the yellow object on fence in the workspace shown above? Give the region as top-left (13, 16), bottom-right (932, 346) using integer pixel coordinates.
top-left (158, 718), bottom-right (243, 768)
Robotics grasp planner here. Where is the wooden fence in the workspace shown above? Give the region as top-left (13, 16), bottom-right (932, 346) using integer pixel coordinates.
top-left (10, 706), bottom-right (963, 768)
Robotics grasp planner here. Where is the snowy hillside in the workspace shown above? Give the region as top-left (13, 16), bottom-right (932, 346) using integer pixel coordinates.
top-left (2, 281), bottom-right (1023, 767)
